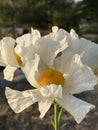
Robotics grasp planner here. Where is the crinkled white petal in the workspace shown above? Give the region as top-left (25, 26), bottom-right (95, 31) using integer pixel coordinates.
top-left (4, 65), bottom-right (17, 81)
top-left (16, 33), bottom-right (33, 46)
top-left (5, 87), bottom-right (40, 113)
top-left (56, 93), bottom-right (95, 124)
top-left (0, 57), bottom-right (6, 66)
top-left (0, 44), bottom-right (6, 66)
top-left (65, 64), bottom-right (97, 94)
top-left (80, 38), bottom-right (98, 70)
top-left (68, 29), bottom-right (82, 53)
top-left (35, 36), bottom-right (67, 67)
top-left (40, 84), bottom-right (62, 99)
top-left (49, 27), bottom-right (69, 55)
top-left (67, 29), bottom-right (90, 54)
top-left (56, 53), bottom-right (97, 94)
top-left (55, 52), bottom-right (97, 94)
top-left (51, 26), bottom-right (69, 42)
top-left (38, 99), bottom-right (53, 118)
top-left (0, 37), bottom-right (18, 66)
top-left (16, 32), bottom-right (40, 47)
top-left (54, 51), bottom-right (75, 72)
top-left (54, 51), bottom-right (82, 73)
top-left (70, 29), bottom-right (79, 40)
top-left (53, 29), bottom-right (68, 43)
top-left (67, 30), bottom-right (98, 70)
top-left (38, 84), bottom-right (63, 118)
top-left (15, 43), bottom-right (36, 64)
top-left (31, 27), bottom-right (41, 38)
top-left (52, 26), bottom-right (59, 33)
top-left (22, 54), bottom-right (40, 88)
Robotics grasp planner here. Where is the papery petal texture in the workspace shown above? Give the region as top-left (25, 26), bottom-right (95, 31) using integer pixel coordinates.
top-left (5, 87), bottom-right (40, 113)
top-left (22, 54), bottom-right (40, 88)
top-left (40, 84), bottom-right (62, 99)
top-left (56, 93), bottom-right (95, 124)
top-left (0, 37), bottom-right (18, 66)
top-left (68, 29), bottom-right (98, 70)
top-left (38, 99), bottom-right (53, 118)
top-left (35, 36), bottom-right (67, 67)
top-left (4, 26), bottom-right (97, 125)
top-left (55, 52), bottom-right (97, 94)
top-left (4, 66), bottom-right (17, 81)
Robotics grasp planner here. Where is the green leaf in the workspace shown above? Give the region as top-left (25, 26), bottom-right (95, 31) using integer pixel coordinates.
top-left (51, 119), bottom-right (55, 129)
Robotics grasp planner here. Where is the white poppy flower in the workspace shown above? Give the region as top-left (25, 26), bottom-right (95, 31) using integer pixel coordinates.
top-left (0, 33), bottom-right (37, 81)
top-left (51, 26), bottom-right (98, 71)
top-left (68, 29), bottom-right (98, 71)
top-left (6, 51), bottom-right (97, 124)
top-left (0, 37), bottom-right (22, 81)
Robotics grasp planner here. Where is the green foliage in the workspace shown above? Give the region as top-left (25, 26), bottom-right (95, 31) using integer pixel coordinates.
top-left (0, 0), bottom-right (98, 33)
top-left (0, 0), bottom-right (74, 30)
top-left (51, 103), bottom-right (66, 130)
top-left (73, 0), bottom-right (98, 33)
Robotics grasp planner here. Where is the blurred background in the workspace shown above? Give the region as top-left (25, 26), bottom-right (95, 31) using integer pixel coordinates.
top-left (0, 0), bottom-right (98, 130)
top-left (0, 0), bottom-right (98, 42)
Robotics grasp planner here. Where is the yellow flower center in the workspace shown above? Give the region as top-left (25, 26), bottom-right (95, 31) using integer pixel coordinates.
top-left (39, 69), bottom-right (65, 87)
top-left (13, 51), bottom-right (23, 66)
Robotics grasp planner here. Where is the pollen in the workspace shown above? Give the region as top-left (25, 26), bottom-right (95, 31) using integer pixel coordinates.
top-left (39, 69), bottom-right (65, 87)
top-left (13, 51), bottom-right (23, 66)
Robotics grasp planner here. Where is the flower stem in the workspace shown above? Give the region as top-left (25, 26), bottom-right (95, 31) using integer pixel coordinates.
top-left (54, 103), bottom-right (59, 130)
top-left (51, 102), bottom-right (66, 130)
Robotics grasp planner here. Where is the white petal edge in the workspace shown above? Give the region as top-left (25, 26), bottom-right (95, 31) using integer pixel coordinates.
top-left (5, 87), bottom-right (39, 113)
top-left (4, 66), bottom-right (17, 81)
top-left (15, 43), bottom-right (36, 64)
top-left (55, 52), bottom-right (97, 94)
top-left (56, 94), bottom-right (95, 124)
top-left (31, 27), bottom-right (41, 38)
top-left (35, 36), bottom-right (67, 67)
top-left (40, 84), bottom-right (62, 99)
top-left (54, 51), bottom-right (82, 73)
top-left (16, 33), bottom-right (33, 47)
top-left (80, 38), bottom-right (98, 70)
top-left (65, 64), bottom-right (97, 94)
top-left (64, 56), bottom-right (97, 94)
top-left (38, 85), bottom-right (63, 118)
top-left (68, 29), bottom-right (98, 70)
top-left (22, 54), bottom-right (40, 88)
top-left (0, 37), bottom-right (18, 66)
top-left (38, 98), bottom-right (53, 118)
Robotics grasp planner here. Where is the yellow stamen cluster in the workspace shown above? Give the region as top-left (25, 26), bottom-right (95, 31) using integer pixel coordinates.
top-left (39, 69), bottom-right (65, 87)
top-left (13, 51), bottom-right (23, 66)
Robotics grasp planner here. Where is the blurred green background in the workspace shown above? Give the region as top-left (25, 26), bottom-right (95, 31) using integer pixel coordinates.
top-left (0, 0), bottom-right (98, 42)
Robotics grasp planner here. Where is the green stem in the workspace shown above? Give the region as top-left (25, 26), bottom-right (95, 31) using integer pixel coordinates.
top-left (54, 103), bottom-right (59, 130)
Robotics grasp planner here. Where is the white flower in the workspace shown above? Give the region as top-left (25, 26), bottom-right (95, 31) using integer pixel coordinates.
top-left (51, 26), bottom-right (98, 71)
top-left (0, 37), bottom-right (21, 80)
top-left (5, 50), bottom-right (97, 124)
top-left (68, 29), bottom-right (98, 71)
top-left (0, 28), bottom-right (39, 81)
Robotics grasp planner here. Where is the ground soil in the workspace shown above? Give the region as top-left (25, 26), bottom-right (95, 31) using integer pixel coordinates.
top-left (0, 69), bottom-right (98, 130)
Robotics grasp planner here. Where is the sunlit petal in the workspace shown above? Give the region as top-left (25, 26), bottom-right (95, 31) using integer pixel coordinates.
top-left (68, 29), bottom-right (98, 70)
top-left (22, 54), bottom-right (40, 88)
top-left (0, 37), bottom-right (18, 66)
top-left (31, 27), bottom-right (41, 38)
top-left (35, 36), bottom-right (67, 67)
top-left (80, 38), bottom-right (98, 70)
top-left (4, 65), bottom-right (17, 81)
top-left (56, 93), bottom-right (95, 124)
top-left (40, 84), bottom-right (62, 99)
top-left (16, 33), bottom-right (33, 46)
top-left (38, 98), bottom-right (53, 118)
top-left (5, 87), bottom-right (40, 113)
